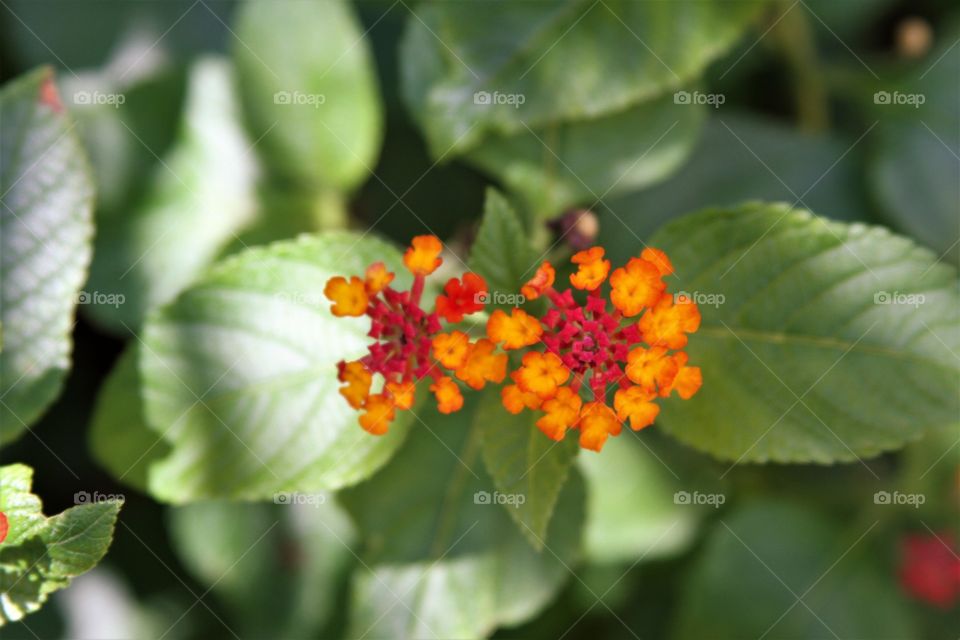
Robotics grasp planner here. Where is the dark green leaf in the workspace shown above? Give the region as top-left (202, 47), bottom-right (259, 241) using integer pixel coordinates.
top-left (652, 203), bottom-right (959, 463)
top-left (468, 188), bottom-right (540, 300)
top-left (672, 502), bottom-right (915, 639)
top-left (342, 402), bottom-right (585, 638)
top-left (477, 388), bottom-right (579, 548)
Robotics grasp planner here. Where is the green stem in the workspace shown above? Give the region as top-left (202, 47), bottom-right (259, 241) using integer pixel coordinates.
top-left (773, 0), bottom-right (830, 132)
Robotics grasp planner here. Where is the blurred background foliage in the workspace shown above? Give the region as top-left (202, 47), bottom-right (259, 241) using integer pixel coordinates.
top-left (0, 0), bottom-right (958, 638)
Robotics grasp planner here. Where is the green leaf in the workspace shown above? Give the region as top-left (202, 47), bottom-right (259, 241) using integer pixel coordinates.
top-left (672, 502), bottom-right (915, 639)
top-left (233, 0), bottom-right (383, 190)
top-left (599, 114), bottom-right (874, 260)
top-left (89, 346), bottom-right (169, 493)
top-left (651, 203), bottom-right (959, 463)
top-left (139, 231), bottom-right (411, 503)
top-left (401, 0), bottom-right (763, 154)
top-left (463, 95), bottom-right (704, 217)
top-left (477, 388), bottom-right (579, 549)
top-left (468, 188), bottom-right (539, 300)
top-left (0, 67), bottom-right (94, 442)
top-left (341, 402), bottom-right (585, 639)
top-left (400, 0), bottom-right (762, 216)
top-left (0, 463), bottom-right (121, 625)
top-left (868, 29), bottom-right (960, 265)
top-left (84, 57), bottom-right (258, 333)
top-left (168, 498), bottom-right (354, 638)
top-left (578, 433), bottom-right (703, 564)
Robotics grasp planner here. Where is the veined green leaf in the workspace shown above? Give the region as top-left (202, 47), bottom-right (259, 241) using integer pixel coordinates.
top-left (652, 203), bottom-right (959, 463)
top-left (139, 232), bottom-right (411, 502)
top-left (84, 57), bottom-right (258, 333)
top-left (468, 188), bottom-right (540, 301)
top-left (0, 464), bottom-right (121, 625)
top-left (0, 67), bottom-right (94, 442)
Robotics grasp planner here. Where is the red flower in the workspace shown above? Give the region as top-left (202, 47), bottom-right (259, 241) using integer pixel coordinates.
top-left (899, 531), bottom-right (960, 608)
top-left (436, 273), bottom-right (488, 323)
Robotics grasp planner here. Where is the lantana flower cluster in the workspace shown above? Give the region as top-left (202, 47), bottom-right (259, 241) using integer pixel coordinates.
top-left (324, 236), bottom-right (505, 435)
top-left (325, 236), bottom-right (701, 452)
top-left (486, 246), bottom-right (701, 451)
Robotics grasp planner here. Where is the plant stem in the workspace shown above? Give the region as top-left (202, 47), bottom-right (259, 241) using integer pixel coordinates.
top-left (773, 0), bottom-right (830, 132)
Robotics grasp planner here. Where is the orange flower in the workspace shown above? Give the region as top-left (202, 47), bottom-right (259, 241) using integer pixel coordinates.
top-left (639, 294), bottom-right (701, 349)
top-left (403, 235), bottom-right (443, 275)
top-left (569, 247), bottom-right (611, 290)
top-left (501, 379), bottom-right (543, 414)
top-left (487, 308), bottom-right (542, 350)
top-left (668, 352), bottom-right (702, 399)
top-left (385, 380), bottom-right (416, 409)
top-left (364, 262), bottom-right (394, 295)
top-left (432, 331), bottom-right (471, 369)
top-left (324, 276), bottom-right (368, 317)
top-left (454, 338), bottom-right (507, 390)
top-left (536, 386), bottom-right (582, 440)
top-left (430, 376), bottom-right (464, 414)
top-left (609, 257), bottom-right (666, 317)
top-left (625, 346), bottom-right (679, 395)
top-left (515, 351), bottom-right (569, 399)
top-left (614, 385), bottom-right (660, 431)
top-left (640, 247), bottom-right (674, 276)
top-left (359, 394), bottom-right (395, 435)
top-left (337, 360), bottom-right (371, 409)
top-left (578, 401), bottom-right (621, 452)
top-left (521, 262), bottom-right (555, 300)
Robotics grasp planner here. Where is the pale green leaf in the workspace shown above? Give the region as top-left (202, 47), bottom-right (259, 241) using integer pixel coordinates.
top-left (0, 67), bottom-right (94, 442)
top-left (89, 346), bottom-right (168, 492)
top-left (652, 203), bottom-right (959, 463)
top-left (0, 464), bottom-right (121, 625)
top-left (84, 57), bottom-right (258, 333)
top-left (139, 231), bottom-right (411, 502)
top-left (233, 0), bottom-right (383, 190)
